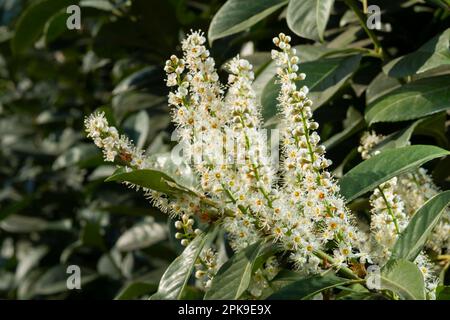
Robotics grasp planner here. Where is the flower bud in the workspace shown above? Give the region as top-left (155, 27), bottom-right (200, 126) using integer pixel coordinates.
top-left (175, 221), bottom-right (183, 229)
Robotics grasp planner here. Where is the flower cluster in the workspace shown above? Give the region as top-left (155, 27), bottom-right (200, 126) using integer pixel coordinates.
top-left (248, 256), bottom-right (280, 298)
top-left (85, 112), bottom-right (146, 165)
top-left (195, 248), bottom-right (221, 289)
top-left (85, 111), bottom-right (206, 248)
top-left (271, 33), bottom-right (368, 270)
top-left (87, 31), bottom-right (369, 276)
top-left (359, 131), bottom-right (444, 296)
top-left (85, 31), bottom-right (447, 299)
top-left (369, 178), bottom-right (408, 264)
top-left (360, 131), bottom-right (449, 255)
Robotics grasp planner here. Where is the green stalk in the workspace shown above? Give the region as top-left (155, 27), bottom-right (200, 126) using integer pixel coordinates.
top-left (377, 186), bottom-right (400, 234)
top-left (344, 0), bottom-right (384, 58)
top-left (313, 249), bottom-right (361, 280)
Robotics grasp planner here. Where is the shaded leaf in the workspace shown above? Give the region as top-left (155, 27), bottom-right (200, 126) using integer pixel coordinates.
top-left (366, 72), bottom-right (401, 105)
top-left (365, 75), bottom-right (450, 125)
top-left (323, 107), bottom-right (364, 150)
top-left (268, 273), bottom-right (354, 299)
top-left (262, 54), bottom-right (361, 119)
top-left (436, 286), bottom-right (450, 300)
top-left (115, 282), bottom-right (158, 300)
top-left (204, 241), bottom-right (263, 300)
top-left (12, 0), bottom-right (77, 54)
top-left (384, 29), bottom-right (450, 77)
top-left (123, 110), bottom-right (150, 149)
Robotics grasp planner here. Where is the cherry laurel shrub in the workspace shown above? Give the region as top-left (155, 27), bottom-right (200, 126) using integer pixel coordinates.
top-left (85, 31), bottom-right (449, 300)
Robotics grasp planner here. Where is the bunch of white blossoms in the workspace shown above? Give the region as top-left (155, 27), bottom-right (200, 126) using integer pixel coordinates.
top-left (86, 31), bottom-right (369, 282)
top-left (85, 31), bottom-right (444, 298)
top-left (359, 131), bottom-right (449, 296)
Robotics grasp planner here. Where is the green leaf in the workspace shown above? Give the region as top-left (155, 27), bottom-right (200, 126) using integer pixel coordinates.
top-left (115, 219), bottom-right (167, 252)
top-left (150, 232), bottom-right (210, 300)
top-left (112, 66), bottom-right (160, 96)
top-left (384, 29), bottom-right (450, 78)
top-left (34, 265), bottom-right (98, 296)
top-left (261, 54), bottom-right (361, 119)
top-left (112, 92), bottom-right (166, 122)
top-left (268, 269), bottom-right (303, 292)
top-left (365, 75), bottom-right (450, 125)
top-left (53, 144), bottom-right (102, 170)
top-left (0, 196), bottom-right (33, 222)
top-left (12, 0), bottom-right (77, 54)
top-left (15, 246), bottom-right (48, 283)
top-left (371, 118), bottom-right (425, 154)
top-left (254, 45), bottom-right (358, 106)
top-left (0, 215), bottom-right (71, 233)
top-left (323, 107), bottom-right (364, 150)
top-left (340, 145), bottom-right (450, 203)
top-left (123, 110), bottom-right (150, 150)
top-left (105, 168), bottom-right (176, 194)
top-left (380, 260), bottom-right (425, 300)
top-left (436, 286), bottom-right (450, 300)
top-left (287, 0), bottom-right (334, 42)
top-left (80, 0), bottom-right (117, 11)
top-left (43, 11), bottom-right (68, 45)
top-left (268, 273), bottom-right (354, 300)
top-left (80, 221), bottom-right (106, 250)
top-left (366, 72), bottom-right (401, 105)
top-left (204, 241), bottom-right (263, 300)
top-left (146, 153), bottom-right (198, 190)
top-left (115, 282), bottom-right (158, 300)
top-left (208, 0), bottom-right (288, 43)
top-left (390, 191), bottom-right (450, 261)
top-left (414, 112), bottom-right (449, 148)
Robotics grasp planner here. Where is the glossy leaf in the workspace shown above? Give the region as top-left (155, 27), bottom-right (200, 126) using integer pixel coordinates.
top-left (262, 54), bottom-right (361, 119)
top-left (366, 72), bottom-right (401, 105)
top-left (287, 0), bottom-right (334, 42)
top-left (150, 232), bottom-right (209, 300)
top-left (365, 75), bottom-right (450, 125)
top-left (390, 191), bottom-right (450, 261)
top-left (340, 145), bottom-right (450, 202)
top-left (268, 273), bottom-right (354, 299)
top-left (123, 110), bottom-right (150, 150)
top-left (105, 168), bottom-right (177, 194)
top-left (204, 241), bottom-right (263, 300)
top-left (380, 260), bottom-right (425, 300)
top-left (208, 0), bottom-right (288, 43)
top-left (12, 0), bottom-right (77, 54)
top-left (115, 282), bottom-right (158, 300)
top-left (115, 219), bottom-right (167, 252)
top-left (384, 29), bottom-right (450, 77)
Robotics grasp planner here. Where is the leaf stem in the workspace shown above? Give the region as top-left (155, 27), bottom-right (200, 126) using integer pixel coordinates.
top-left (377, 186), bottom-right (400, 234)
top-left (313, 249), bottom-right (361, 280)
top-left (344, 0), bottom-right (384, 58)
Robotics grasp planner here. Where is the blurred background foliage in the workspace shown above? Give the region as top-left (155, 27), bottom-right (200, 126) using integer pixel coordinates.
top-left (0, 0), bottom-right (449, 299)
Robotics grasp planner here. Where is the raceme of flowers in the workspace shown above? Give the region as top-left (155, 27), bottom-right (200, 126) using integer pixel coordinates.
top-left (359, 131), bottom-right (449, 297)
top-left (85, 31), bottom-right (445, 298)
